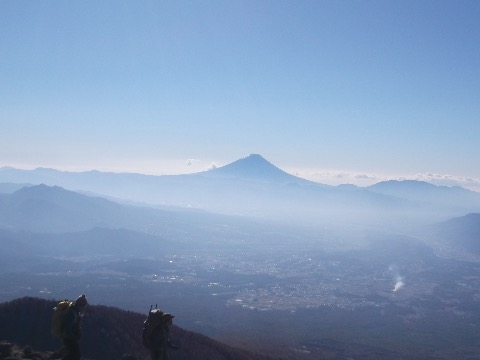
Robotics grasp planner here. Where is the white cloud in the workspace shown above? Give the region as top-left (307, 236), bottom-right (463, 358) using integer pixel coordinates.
top-left (287, 167), bottom-right (480, 193)
top-left (289, 168), bottom-right (387, 187)
top-left (413, 173), bottom-right (480, 192)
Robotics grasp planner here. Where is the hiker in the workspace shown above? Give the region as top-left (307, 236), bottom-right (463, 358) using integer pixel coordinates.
top-left (145, 312), bottom-right (177, 360)
top-left (61, 294), bottom-right (88, 360)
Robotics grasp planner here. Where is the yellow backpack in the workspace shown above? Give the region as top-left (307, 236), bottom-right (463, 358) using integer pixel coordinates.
top-left (51, 300), bottom-right (73, 337)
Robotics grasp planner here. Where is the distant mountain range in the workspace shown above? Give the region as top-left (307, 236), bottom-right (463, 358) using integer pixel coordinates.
top-left (1, 156), bottom-right (480, 360)
top-left (0, 183), bottom-right (208, 234)
top-left (0, 183), bottom-right (277, 273)
top-left (1, 182), bottom-right (477, 264)
top-left (1, 154), bottom-right (480, 226)
top-left (430, 213), bottom-right (480, 254)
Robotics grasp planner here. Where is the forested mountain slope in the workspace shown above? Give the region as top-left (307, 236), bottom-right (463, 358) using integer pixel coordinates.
top-left (0, 297), bottom-right (278, 360)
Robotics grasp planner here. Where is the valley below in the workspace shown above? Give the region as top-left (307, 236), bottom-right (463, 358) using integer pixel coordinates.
top-left (1, 157), bottom-right (480, 359)
top-left (2, 226), bottom-right (479, 359)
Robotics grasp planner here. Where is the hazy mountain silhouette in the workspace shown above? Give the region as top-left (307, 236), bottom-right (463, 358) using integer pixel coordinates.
top-left (367, 180), bottom-right (480, 222)
top-left (432, 213), bottom-right (480, 254)
top-left (0, 184), bottom-right (159, 233)
top-left (1, 155), bottom-right (479, 225)
top-left (0, 297), bottom-right (276, 360)
top-left (368, 180), bottom-right (480, 205)
top-left (0, 184), bottom-right (241, 235)
top-left (201, 154), bottom-right (316, 185)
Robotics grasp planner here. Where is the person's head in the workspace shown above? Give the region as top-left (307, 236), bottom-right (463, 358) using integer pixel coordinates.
top-left (162, 313), bottom-right (174, 326)
top-left (75, 294), bottom-right (88, 313)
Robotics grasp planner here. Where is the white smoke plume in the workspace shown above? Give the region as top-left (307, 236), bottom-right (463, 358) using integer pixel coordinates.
top-left (393, 276), bottom-right (404, 292)
top-left (389, 265), bottom-right (404, 292)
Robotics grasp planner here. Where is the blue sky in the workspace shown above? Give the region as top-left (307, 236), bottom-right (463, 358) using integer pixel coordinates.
top-left (1, 1), bottom-right (479, 191)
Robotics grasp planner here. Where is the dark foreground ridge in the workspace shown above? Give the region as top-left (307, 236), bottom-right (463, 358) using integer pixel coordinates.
top-left (0, 297), bottom-right (278, 360)
top-left (0, 341), bottom-right (63, 360)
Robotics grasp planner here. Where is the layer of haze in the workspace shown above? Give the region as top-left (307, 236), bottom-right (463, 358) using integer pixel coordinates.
top-left (1, 1), bottom-right (479, 191)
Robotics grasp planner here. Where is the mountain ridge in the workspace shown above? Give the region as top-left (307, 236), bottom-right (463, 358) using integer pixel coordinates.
top-left (431, 213), bottom-right (480, 254)
top-left (1, 155), bottom-right (476, 193)
top-left (200, 154), bottom-right (316, 185)
top-left (0, 296), bottom-right (276, 360)
top-left (1, 155), bottom-right (479, 225)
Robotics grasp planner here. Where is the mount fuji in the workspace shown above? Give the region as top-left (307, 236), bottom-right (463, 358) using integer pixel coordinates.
top-left (201, 154), bottom-right (316, 184)
top-left (1, 154), bottom-right (480, 226)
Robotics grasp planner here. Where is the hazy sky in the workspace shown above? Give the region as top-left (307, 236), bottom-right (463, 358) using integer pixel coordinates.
top-left (1, 1), bottom-right (479, 191)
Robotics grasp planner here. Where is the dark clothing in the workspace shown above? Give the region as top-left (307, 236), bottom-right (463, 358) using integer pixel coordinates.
top-left (62, 337), bottom-right (81, 360)
top-left (61, 307), bottom-right (82, 360)
top-left (150, 347), bottom-right (168, 360)
top-left (149, 324), bottom-right (173, 360)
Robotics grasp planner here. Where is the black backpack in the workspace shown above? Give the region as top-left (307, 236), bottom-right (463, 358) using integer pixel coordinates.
top-left (142, 305), bottom-right (164, 348)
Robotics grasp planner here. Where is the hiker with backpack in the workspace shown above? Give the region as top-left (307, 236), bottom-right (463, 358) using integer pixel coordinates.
top-left (143, 306), bottom-right (177, 360)
top-left (52, 294), bottom-right (88, 360)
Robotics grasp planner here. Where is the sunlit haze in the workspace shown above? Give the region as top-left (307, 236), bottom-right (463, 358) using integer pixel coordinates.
top-left (1, 1), bottom-right (479, 192)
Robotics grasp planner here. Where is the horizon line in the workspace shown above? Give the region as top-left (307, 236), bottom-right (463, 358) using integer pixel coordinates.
top-left (1, 161), bottom-right (479, 193)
